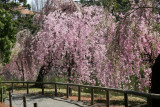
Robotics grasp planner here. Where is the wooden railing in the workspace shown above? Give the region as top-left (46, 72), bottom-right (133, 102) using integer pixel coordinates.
top-left (1, 81), bottom-right (160, 107)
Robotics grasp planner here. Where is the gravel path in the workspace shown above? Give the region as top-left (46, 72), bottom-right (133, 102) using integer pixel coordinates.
top-left (5, 93), bottom-right (89, 107)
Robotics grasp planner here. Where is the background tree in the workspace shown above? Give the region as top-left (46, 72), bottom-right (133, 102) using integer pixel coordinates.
top-left (0, 0), bottom-right (9, 4)
top-left (2, 29), bottom-right (33, 81)
top-left (2, 0), bottom-right (109, 93)
top-left (0, 0), bottom-right (35, 31)
top-left (0, 9), bottom-right (16, 65)
top-left (2, 0), bottom-right (160, 95)
top-left (0, 0), bottom-right (37, 66)
top-left (79, 0), bottom-right (138, 21)
top-left (101, 1), bottom-right (160, 91)
top-left (78, 0), bottom-right (160, 91)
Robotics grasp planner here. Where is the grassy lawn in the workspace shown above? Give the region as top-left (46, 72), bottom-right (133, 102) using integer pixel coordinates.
top-left (2, 83), bottom-right (147, 106)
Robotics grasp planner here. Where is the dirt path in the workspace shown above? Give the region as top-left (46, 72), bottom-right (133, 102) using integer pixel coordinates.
top-left (4, 93), bottom-right (125, 107)
top-left (5, 93), bottom-right (88, 107)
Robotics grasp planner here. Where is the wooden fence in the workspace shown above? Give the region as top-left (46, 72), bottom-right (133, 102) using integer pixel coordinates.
top-left (0, 88), bottom-right (38, 107)
top-left (1, 81), bottom-right (160, 107)
top-left (8, 91), bottom-right (38, 107)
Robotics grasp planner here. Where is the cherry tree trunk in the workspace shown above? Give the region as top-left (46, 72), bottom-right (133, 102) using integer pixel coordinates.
top-left (151, 54), bottom-right (160, 106)
top-left (68, 67), bottom-right (72, 96)
top-left (22, 70), bottom-right (25, 86)
top-left (35, 66), bottom-right (45, 88)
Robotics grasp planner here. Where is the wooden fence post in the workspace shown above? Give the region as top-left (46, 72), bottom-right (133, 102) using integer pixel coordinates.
top-left (42, 83), bottom-right (44, 95)
top-left (23, 96), bottom-right (27, 107)
top-left (27, 83), bottom-right (29, 94)
top-left (34, 103), bottom-right (38, 107)
top-left (106, 90), bottom-right (110, 107)
top-left (91, 88), bottom-right (94, 105)
top-left (1, 88), bottom-right (3, 102)
top-left (55, 84), bottom-right (57, 96)
top-left (11, 83), bottom-right (14, 93)
top-left (124, 92), bottom-right (128, 107)
top-left (9, 91), bottom-right (12, 107)
top-left (78, 86), bottom-right (81, 101)
top-left (66, 84), bottom-right (69, 98)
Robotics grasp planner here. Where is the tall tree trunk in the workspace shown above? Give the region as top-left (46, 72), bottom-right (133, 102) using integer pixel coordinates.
top-left (35, 66), bottom-right (45, 88)
top-left (22, 70), bottom-right (25, 86)
top-left (34, 60), bottom-right (52, 88)
top-left (151, 54), bottom-right (160, 106)
top-left (68, 67), bottom-right (72, 96)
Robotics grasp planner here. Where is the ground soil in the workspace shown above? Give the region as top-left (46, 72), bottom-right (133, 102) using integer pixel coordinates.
top-left (0, 102), bottom-right (10, 107)
top-left (66, 96), bottom-right (125, 107)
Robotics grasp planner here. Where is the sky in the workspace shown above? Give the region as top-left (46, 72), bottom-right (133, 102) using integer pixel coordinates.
top-left (27, 0), bottom-right (79, 4)
top-left (27, 0), bottom-right (32, 4)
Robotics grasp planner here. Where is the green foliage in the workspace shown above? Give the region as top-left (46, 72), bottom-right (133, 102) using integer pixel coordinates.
top-left (98, 0), bottom-right (112, 8)
top-left (0, 9), bottom-right (16, 65)
top-left (0, 78), bottom-right (7, 101)
top-left (153, 22), bottom-right (160, 33)
top-left (105, 0), bottom-right (131, 21)
top-left (15, 14), bottom-right (39, 34)
top-left (0, 0), bottom-right (36, 32)
top-left (80, 0), bottom-right (85, 4)
top-left (0, 0), bottom-right (10, 4)
top-left (0, 0), bottom-right (38, 65)
top-left (25, 4), bottom-right (31, 10)
top-left (19, 0), bottom-right (27, 3)
top-left (113, 0), bottom-right (131, 13)
top-left (79, 0), bottom-right (132, 21)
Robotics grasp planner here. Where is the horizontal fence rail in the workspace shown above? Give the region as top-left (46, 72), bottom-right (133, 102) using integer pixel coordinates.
top-left (1, 81), bottom-right (160, 107)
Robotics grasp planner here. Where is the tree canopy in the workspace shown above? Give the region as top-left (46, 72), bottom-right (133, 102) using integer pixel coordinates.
top-left (2, 0), bottom-right (160, 92)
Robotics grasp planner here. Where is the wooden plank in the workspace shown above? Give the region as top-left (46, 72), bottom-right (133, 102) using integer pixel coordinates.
top-left (106, 90), bottom-right (110, 107)
top-left (23, 96), bottom-right (27, 107)
top-left (124, 93), bottom-right (128, 107)
top-left (34, 103), bottom-right (38, 107)
top-left (27, 83), bottom-right (29, 94)
top-left (11, 83), bottom-right (14, 93)
top-left (55, 84), bottom-right (57, 96)
top-left (0, 88), bottom-right (3, 102)
top-left (78, 86), bottom-right (81, 101)
top-left (91, 88), bottom-right (94, 105)
top-left (9, 91), bottom-right (12, 107)
top-left (42, 83), bottom-right (44, 95)
top-left (66, 85), bottom-right (69, 98)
